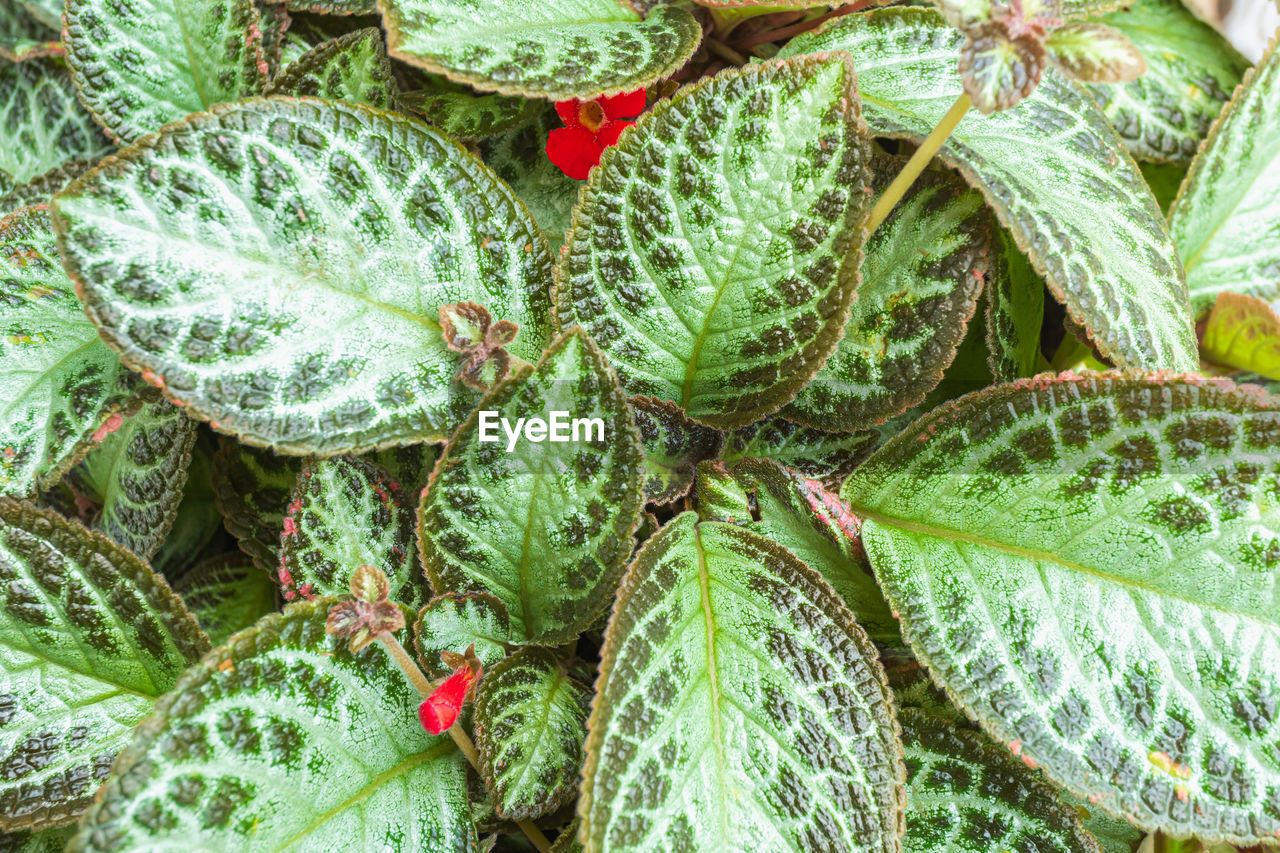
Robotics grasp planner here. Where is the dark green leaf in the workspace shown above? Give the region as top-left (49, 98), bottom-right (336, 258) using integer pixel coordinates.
top-left (151, 438), bottom-right (224, 576)
top-left (0, 60), bottom-right (110, 184)
top-left (413, 591), bottom-right (514, 679)
top-left (172, 553), bottom-right (279, 646)
top-left (266, 27), bottom-right (399, 108)
top-left (480, 110), bottom-right (580, 243)
top-left (631, 396), bottom-right (724, 505)
top-left (984, 228), bottom-right (1046, 381)
top-left (403, 86), bottom-right (544, 142)
top-left (722, 417), bottom-right (879, 490)
top-left (211, 439), bottom-right (301, 573)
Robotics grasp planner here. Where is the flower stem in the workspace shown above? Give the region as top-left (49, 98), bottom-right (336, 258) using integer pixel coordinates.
top-left (705, 37), bottom-right (748, 66)
top-left (864, 91), bottom-right (972, 237)
top-left (376, 633), bottom-right (433, 699)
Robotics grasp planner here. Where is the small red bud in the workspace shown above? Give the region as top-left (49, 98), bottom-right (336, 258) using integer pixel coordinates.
top-left (418, 664), bottom-right (479, 735)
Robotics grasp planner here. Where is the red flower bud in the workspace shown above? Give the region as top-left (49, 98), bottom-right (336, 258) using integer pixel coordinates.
top-left (418, 656), bottom-right (481, 735)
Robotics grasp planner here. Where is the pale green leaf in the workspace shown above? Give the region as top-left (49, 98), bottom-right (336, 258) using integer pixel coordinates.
top-left (474, 646), bottom-right (591, 820)
top-left (74, 400), bottom-right (198, 560)
top-left (631, 396), bottom-right (724, 504)
top-left (66, 599), bottom-right (475, 851)
top-left (723, 417), bottom-right (879, 490)
top-left (419, 328), bottom-right (644, 644)
top-left (781, 161), bottom-right (991, 431)
top-left (53, 97), bottom-right (555, 454)
top-left (984, 228), bottom-right (1046, 381)
top-left (782, 7), bottom-right (1198, 373)
top-left (0, 207), bottom-right (139, 498)
top-left (1200, 292), bottom-right (1280, 379)
top-left (64, 0), bottom-right (268, 144)
top-left (403, 86), bottom-right (544, 142)
top-left (381, 0), bottom-right (701, 100)
top-left (0, 60), bottom-right (111, 185)
top-left (211, 439), bottom-right (301, 573)
top-left (0, 499), bottom-right (208, 830)
top-left (413, 591), bottom-right (514, 679)
top-left (1046, 22), bottom-right (1146, 84)
top-left (172, 553), bottom-right (279, 645)
top-left (266, 27), bottom-right (398, 109)
top-left (479, 110), bottom-right (580, 243)
top-left (556, 55), bottom-right (871, 428)
top-left (1058, 791), bottom-right (1145, 853)
top-left (0, 159), bottom-right (94, 212)
top-left (843, 372), bottom-right (1280, 843)
top-left (582, 513), bottom-right (905, 851)
top-left (1169, 36), bottom-right (1280, 318)
top-left (959, 22), bottom-right (1048, 114)
top-left (0, 826), bottom-right (75, 853)
top-left (16, 0), bottom-right (59, 30)
top-left (0, 2), bottom-right (60, 63)
top-left (1084, 0), bottom-right (1248, 164)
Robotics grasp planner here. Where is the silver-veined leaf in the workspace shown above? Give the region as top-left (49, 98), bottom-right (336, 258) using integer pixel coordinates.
top-left (984, 229), bottom-right (1046, 381)
top-left (419, 328), bottom-right (644, 644)
top-left (959, 21), bottom-right (1048, 114)
top-left (364, 442), bottom-right (440, 498)
top-left (0, 499), bottom-right (208, 830)
top-left (1169, 36), bottom-right (1280, 318)
top-left (272, 0), bottom-right (376, 13)
top-left (265, 27), bottom-right (399, 109)
top-left (211, 439), bottom-right (301, 573)
top-left (0, 206), bottom-right (139, 498)
top-left (413, 591), bottom-right (514, 679)
top-left (65, 599), bottom-right (476, 851)
top-left (257, 0), bottom-right (291, 78)
top-left (0, 60), bottom-right (110, 185)
top-left (381, 0), bottom-right (701, 100)
top-left (474, 646), bottom-right (590, 820)
top-left (723, 417), bottom-right (879, 489)
top-left (782, 7), bottom-right (1197, 373)
top-left (581, 513), bottom-right (905, 851)
top-left (0, 3), bottom-right (59, 63)
top-left (403, 86), bottom-right (544, 143)
top-left (631, 396), bottom-right (724, 505)
top-left (0, 159), bottom-right (95, 212)
top-left (52, 97), bottom-right (555, 454)
top-left (0, 826), bottom-right (75, 852)
top-left (843, 372), bottom-right (1280, 843)
top-left (63, 0), bottom-right (268, 143)
top-left (555, 54), bottom-right (872, 428)
top-left (172, 553), bottom-right (279, 646)
top-left (480, 110), bottom-right (580, 243)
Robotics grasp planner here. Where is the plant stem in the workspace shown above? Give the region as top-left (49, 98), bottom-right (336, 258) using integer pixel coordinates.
top-left (377, 633), bottom-right (433, 699)
top-left (705, 37), bottom-right (748, 66)
top-left (735, 1), bottom-right (871, 49)
top-left (864, 91), bottom-right (972, 236)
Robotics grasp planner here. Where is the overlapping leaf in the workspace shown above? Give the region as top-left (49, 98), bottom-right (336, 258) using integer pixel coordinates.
top-left (16, 0), bottom-right (59, 29)
top-left (0, 826), bottom-right (75, 852)
top-left (1201, 292), bottom-right (1280, 379)
top-left (783, 8), bottom-right (1197, 373)
top-left (581, 513), bottom-right (904, 851)
top-left (631, 396), bottom-right (724, 504)
top-left (413, 591), bottom-right (514, 679)
top-left (0, 3), bottom-right (60, 62)
top-left (53, 97), bottom-right (554, 453)
top-left (782, 164), bottom-right (991, 430)
top-left (365, 442), bottom-right (440, 498)
top-left (152, 439), bottom-right (225, 575)
top-left (66, 600), bottom-right (475, 851)
top-left (172, 553), bottom-right (279, 645)
top-left (73, 400), bottom-right (198, 560)
top-left (266, 27), bottom-right (398, 108)
top-left (0, 160), bottom-right (94, 212)
top-left (1083, 0), bottom-right (1248, 165)
top-left (419, 328), bottom-right (644, 644)
top-left (474, 647), bottom-right (591, 821)
top-left (0, 61), bottom-right (110, 185)
top-left (273, 0), bottom-right (376, 13)
top-left (1169, 36), bottom-right (1280, 318)
top-left (0, 499), bottom-right (208, 830)
top-left (556, 55), bottom-right (871, 428)
top-left (64, 0), bottom-right (267, 143)
top-left (480, 111), bottom-right (580, 242)
top-left (404, 86), bottom-right (543, 143)
top-left (843, 372), bottom-right (1280, 843)
top-left (984, 229), bottom-right (1045, 381)
top-left (0, 207), bottom-right (139, 498)
top-left (211, 439), bottom-right (301, 573)
top-left (381, 0), bottom-right (701, 100)
top-left (723, 417), bottom-right (879, 489)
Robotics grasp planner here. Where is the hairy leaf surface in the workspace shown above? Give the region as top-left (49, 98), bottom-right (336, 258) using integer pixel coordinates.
top-left (723, 417), bottom-right (879, 489)
top-left (556, 55), bottom-right (871, 428)
top-left (419, 328), bottom-right (644, 644)
top-left (0, 207), bottom-right (138, 498)
top-left (172, 553), bottom-right (279, 646)
top-left (0, 499), bottom-right (208, 830)
top-left (1201, 292), bottom-right (1280, 379)
top-left (211, 439), bottom-right (301, 573)
top-left (53, 97), bottom-right (554, 453)
top-left (783, 8), bottom-right (1197, 372)
top-left (1169, 37), bottom-right (1280, 318)
top-left (984, 229), bottom-right (1045, 381)
top-left (474, 647), bottom-right (590, 820)
top-left (582, 513), bottom-right (904, 851)
top-left (843, 372), bottom-right (1280, 842)
top-left (413, 591), bottom-right (514, 679)
top-left (67, 600), bottom-right (474, 851)
top-left (631, 396), bottom-right (724, 505)
top-left (266, 27), bottom-right (398, 108)
top-left (0, 60), bottom-right (110, 185)
top-left (63, 0), bottom-right (268, 143)
top-left (381, 0), bottom-right (701, 99)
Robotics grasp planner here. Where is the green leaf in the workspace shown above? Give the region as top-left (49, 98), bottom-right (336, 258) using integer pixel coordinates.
top-left (842, 372), bottom-right (1280, 843)
top-left (1057, 791), bottom-right (1144, 853)
top-left (723, 417), bottom-right (879, 490)
top-left (403, 85), bottom-right (544, 143)
top-left (211, 439), bottom-right (301, 573)
top-left (73, 400), bottom-right (198, 560)
top-left (413, 590), bottom-right (514, 679)
top-left (0, 206), bottom-right (139, 498)
top-left (63, 0), bottom-right (268, 144)
top-left (0, 3), bottom-right (60, 63)
top-left (16, 0), bottom-right (59, 30)
top-left (0, 498), bottom-right (208, 830)
top-left (1200, 292), bottom-right (1280, 379)
top-left (959, 21), bottom-right (1048, 114)
top-left (474, 646), bottom-right (591, 820)
top-left (65, 599), bottom-right (476, 851)
top-left (274, 0), bottom-right (376, 13)
top-left (581, 513), bottom-right (905, 851)
top-left (479, 110), bottom-right (580, 243)
top-left (364, 442), bottom-right (440, 498)
top-left (899, 709), bottom-right (1104, 852)
top-left (279, 455), bottom-right (427, 606)
top-left (984, 228), bottom-right (1046, 381)
top-left (549, 819), bottom-right (583, 853)
top-left (152, 438), bottom-right (225, 575)
top-left (381, 0), bottom-right (701, 100)
top-left (419, 328), bottom-right (644, 644)
top-left (1045, 22), bottom-right (1145, 84)
top-left (0, 159), bottom-right (94, 212)
top-left (1169, 36), bottom-right (1280, 319)
top-left (1083, 0), bottom-right (1247, 165)
top-left (1139, 160), bottom-right (1186, 213)
top-left (0, 60), bottom-right (111, 185)
top-left (556, 55), bottom-right (871, 428)
top-left (172, 553), bottom-right (279, 646)
top-left (265, 27), bottom-right (399, 109)
top-left (632, 396), bottom-right (724, 505)
top-left (256, 0), bottom-right (291, 79)
top-left (0, 826), bottom-right (75, 853)
top-left (693, 458), bottom-right (899, 644)
top-left (781, 161), bottom-right (990, 430)
top-left (782, 7), bottom-right (1198, 373)
top-left (53, 97), bottom-right (555, 453)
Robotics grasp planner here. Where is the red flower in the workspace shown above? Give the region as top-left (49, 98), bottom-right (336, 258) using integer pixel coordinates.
top-left (418, 651), bottom-right (482, 735)
top-left (546, 89), bottom-right (646, 180)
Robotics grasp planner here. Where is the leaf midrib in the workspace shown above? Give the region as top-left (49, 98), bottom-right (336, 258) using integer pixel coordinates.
top-left (693, 525), bottom-right (730, 843)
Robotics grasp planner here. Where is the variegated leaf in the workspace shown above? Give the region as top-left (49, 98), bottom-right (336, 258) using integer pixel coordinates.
top-left (843, 372), bottom-right (1280, 843)
top-left (985, 229), bottom-right (1046, 381)
top-left (211, 439), bottom-right (301, 573)
top-left (365, 442), bottom-right (440, 498)
top-left (172, 553), bottom-right (279, 646)
top-left (556, 55), bottom-right (871, 428)
top-left (256, 0), bottom-right (290, 78)
top-left (381, 0), bottom-right (701, 100)
top-left (0, 2), bottom-right (60, 63)
top-left (403, 85), bottom-right (544, 142)
top-left (1045, 22), bottom-right (1145, 84)
top-left (723, 417), bottom-right (879, 489)
top-left (581, 513), bottom-right (905, 851)
top-left (152, 437), bottom-right (224, 575)
top-left (0, 499), bottom-right (208, 830)
top-left (480, 110), bottom-right (580, 242)
top-left (474, 647), bottom-right (590, 820)
top-left (65, 600), bottom-right (475, 851)
top-left (53, 98), bottom-right (554, 453)
top-left (413, 591), bottom-right (514, 679)
top-left (782, 7), bottom-right (1198, 373)
top-left (272, 0), bottom-right (376, 13)
top-left (0, 159), bottom-right (94, 212)
top-left (1201, 292), bottom-right (1280, 379)
top-left (631, 396), bottom-right (724, 505)
top-left (0, 60), bottom-right (110, 185)
top-left (419, 328), bottom-right (644, 644)
top-left (265, 27), bottom-right (398, 109)
top-left (959, 21), bottom-right (1048, 114)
